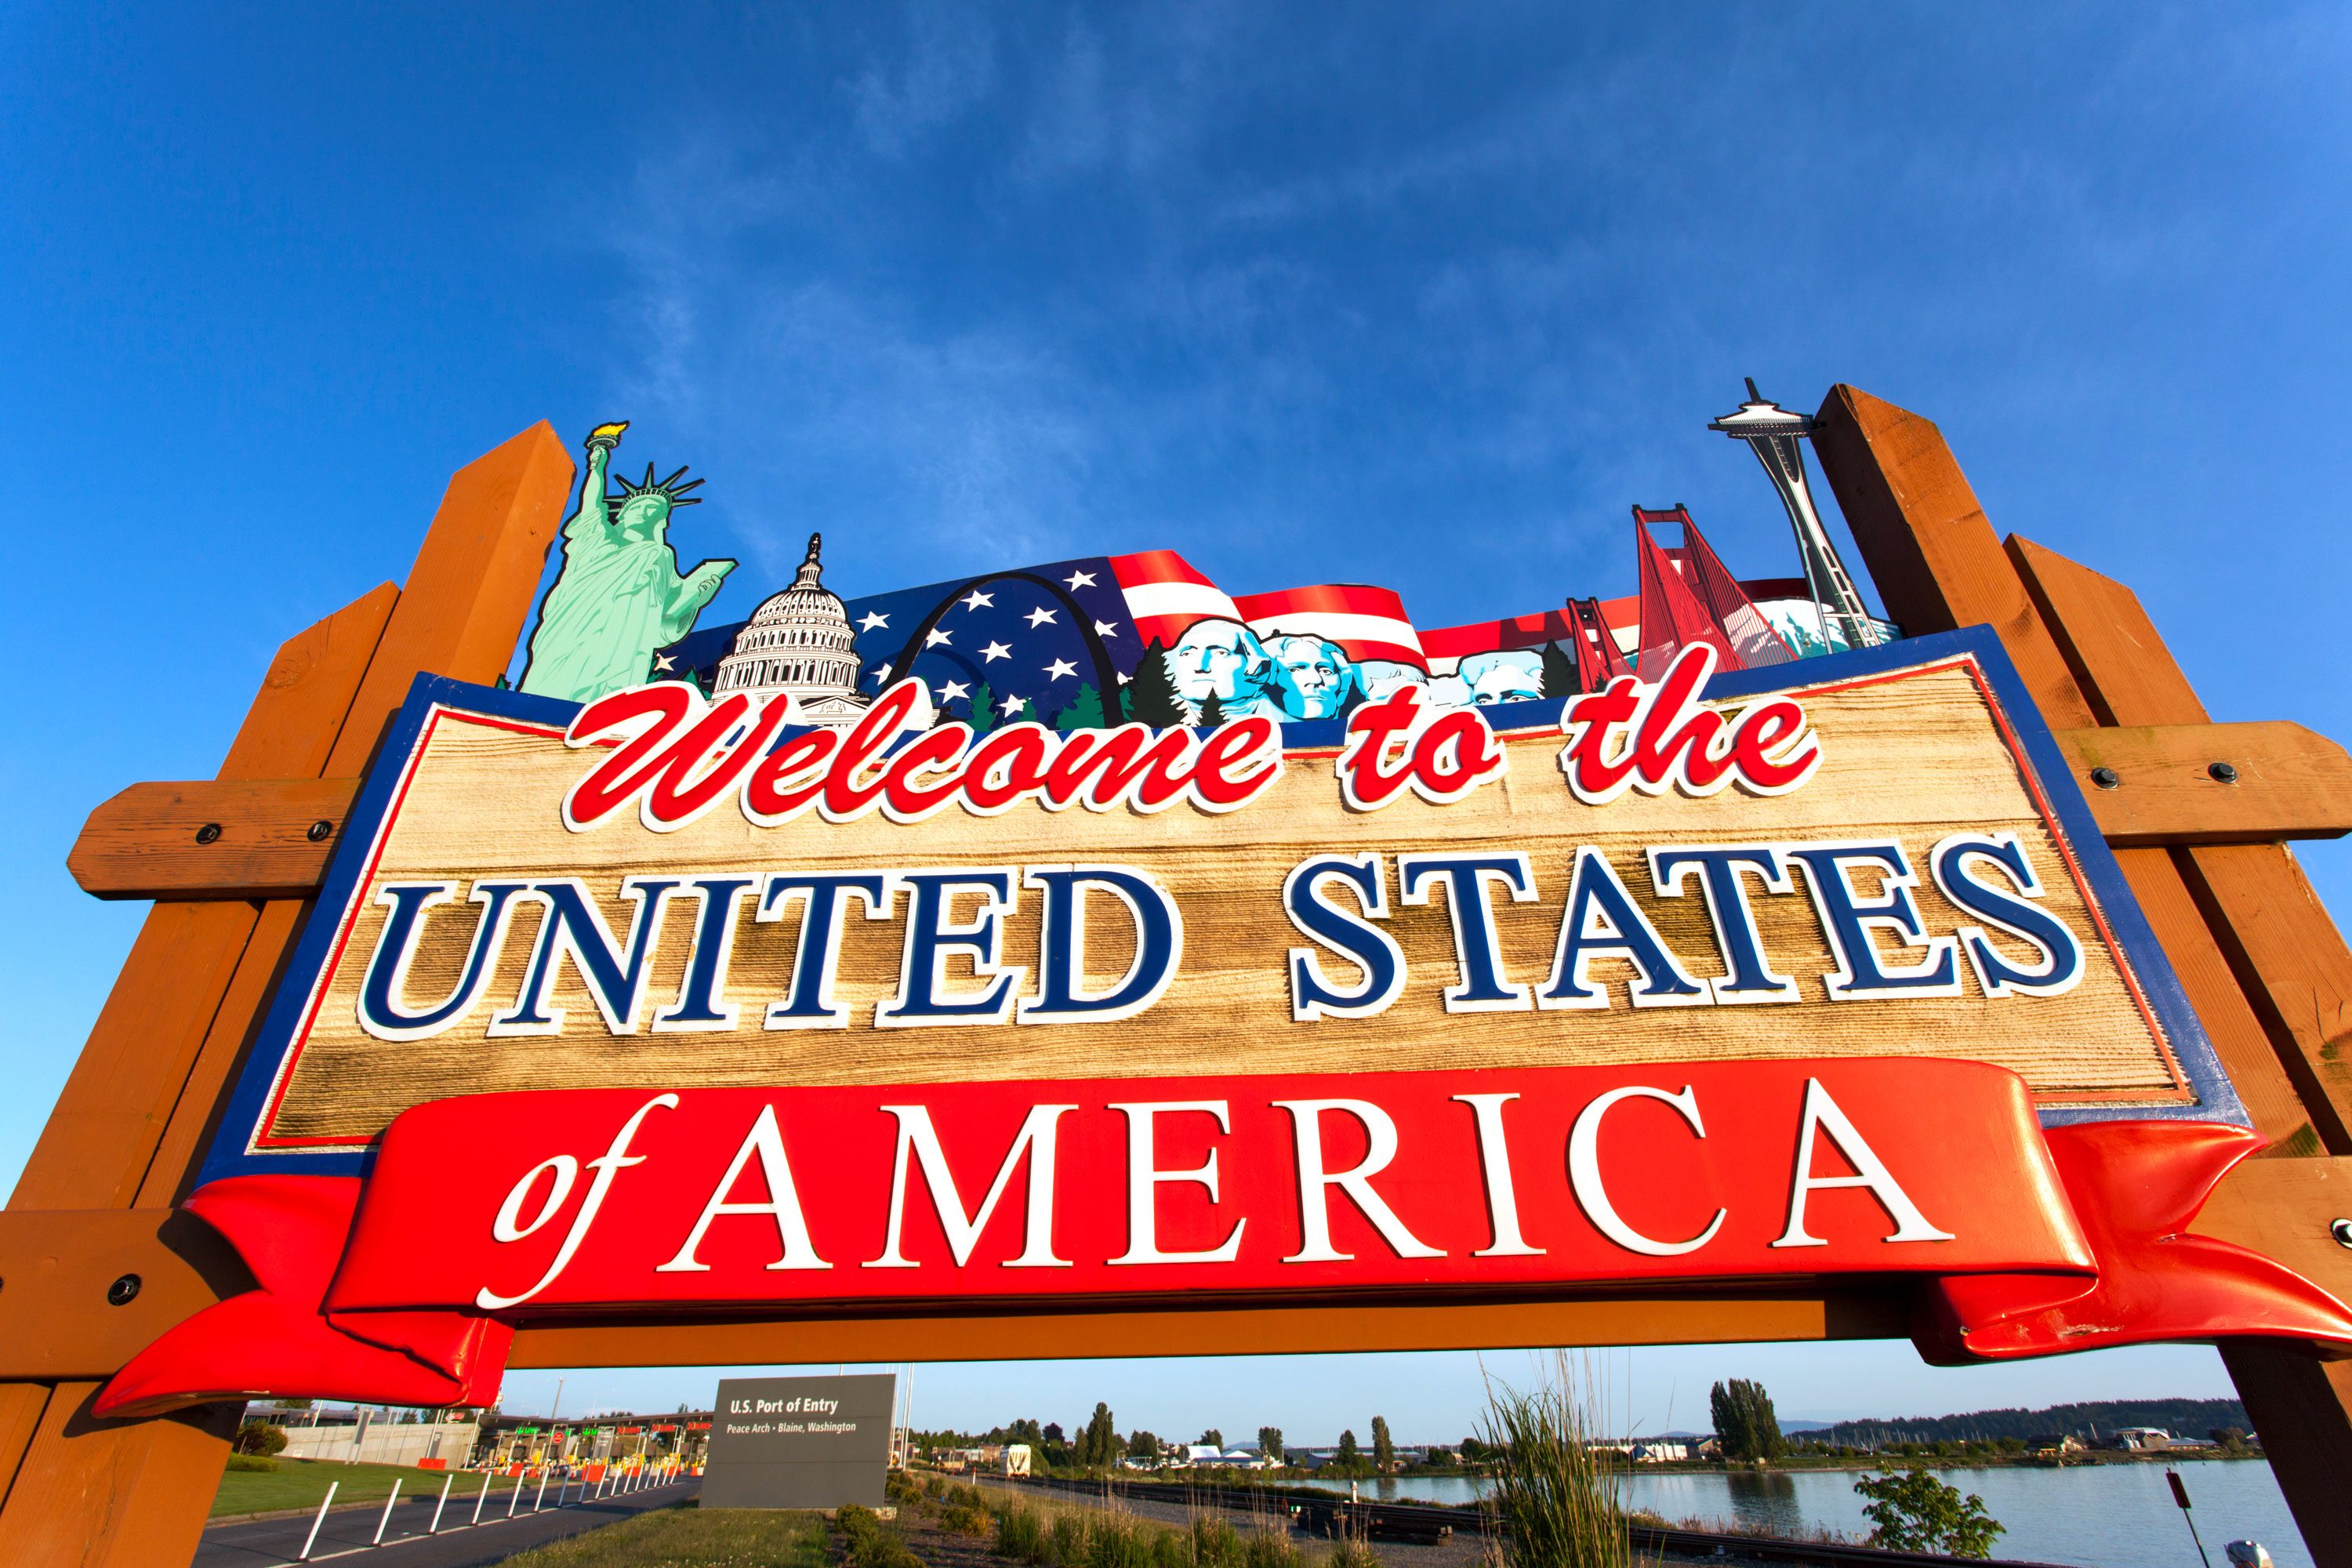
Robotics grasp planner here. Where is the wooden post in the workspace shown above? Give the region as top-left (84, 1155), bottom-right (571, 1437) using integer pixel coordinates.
top-left (0, 425), bottom-right (570, 1565)
top-left (1813, 383), bottom-right (2352, 1566)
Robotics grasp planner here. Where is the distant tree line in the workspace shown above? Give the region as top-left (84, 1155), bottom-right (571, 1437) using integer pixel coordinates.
top-left (1806, 1398), bottom-right (2251, 1450)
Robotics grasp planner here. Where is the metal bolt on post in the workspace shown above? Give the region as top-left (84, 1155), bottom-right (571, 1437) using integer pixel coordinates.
top-left (299, 1481), bottom-right (339, 1562)
top-left (430, 1474), bottom-right (452, 1534)
top-left (374, 1479), bottom-right (402, 1545)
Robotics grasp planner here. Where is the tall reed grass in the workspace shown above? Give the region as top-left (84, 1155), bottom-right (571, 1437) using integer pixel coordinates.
top-left (1476, 1355), bottom-right (1632, 1568)
top-left (981, 1483), bottom-right (1351, 1568)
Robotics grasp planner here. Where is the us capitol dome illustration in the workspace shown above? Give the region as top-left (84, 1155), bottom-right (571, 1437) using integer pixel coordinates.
top-left (712, 533), bottom-right (874, 728)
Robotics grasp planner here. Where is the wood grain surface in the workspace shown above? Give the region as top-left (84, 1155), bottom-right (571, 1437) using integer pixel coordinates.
top-left (249, 654), bottom-right (2190, 1151)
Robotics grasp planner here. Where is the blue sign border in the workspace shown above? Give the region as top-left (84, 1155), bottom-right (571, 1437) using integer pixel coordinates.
top-left (198, 623), bottom-right (2242, 1187)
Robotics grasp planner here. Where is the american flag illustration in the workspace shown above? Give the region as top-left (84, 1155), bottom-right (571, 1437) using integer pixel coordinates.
top-left (659, 524), bottom-right (1808, 728)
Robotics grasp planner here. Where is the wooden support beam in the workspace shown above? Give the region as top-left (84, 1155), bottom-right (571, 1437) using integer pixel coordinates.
top-left (1817, 384), bottom-right (2352, 1566)
top-left (1810, 386), bottom-right (2096, 729)
top-left (2008, 536), bottom-right (2352, 1146)
top-left (2219, 1342), bottom-right (2352, 1562)
top-left (0, 426), bottom-right (571, 1566)
top-left (68, 779), bottom-right (358, 901)
top-left (327, 424), bottom-right (573, 777)
top-left (2194, 1156), bottom-right (2352, 1305)
top-left (509, 1290), bottom-right (1910, 1370)
top-left (0, 1385), bottom-right (240, 1563)
top-left (0, 1212), bottom-right (247, 1383)
top-left (1813, 387), bottom-right (2321, 1149)
top-left (2055, 721), bottom-right (2352, 848)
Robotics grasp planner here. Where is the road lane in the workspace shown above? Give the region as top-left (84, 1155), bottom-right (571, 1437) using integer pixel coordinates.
top-left (195, 1475), bottom-right (696, 1567)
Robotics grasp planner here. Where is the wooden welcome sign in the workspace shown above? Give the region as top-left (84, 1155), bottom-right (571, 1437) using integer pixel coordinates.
top-left (15, 388), bottom-right (2352, 1565)
top-left (96, 615), bottom-right (2346, 1417)
top-left (233, 641), bottom-right (2194, 1153)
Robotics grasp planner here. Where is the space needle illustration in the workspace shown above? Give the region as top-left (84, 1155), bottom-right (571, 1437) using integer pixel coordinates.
top-left (1710, 381), bottom-right (1884, 652)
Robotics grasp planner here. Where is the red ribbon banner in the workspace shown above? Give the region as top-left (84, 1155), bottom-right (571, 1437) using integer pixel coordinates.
top-left (96, 1058), bottom-right (2352, 1416)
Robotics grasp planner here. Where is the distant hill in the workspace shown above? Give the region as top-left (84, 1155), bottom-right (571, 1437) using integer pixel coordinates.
top-left (1806, 1399), bottom-right (2250, 1448)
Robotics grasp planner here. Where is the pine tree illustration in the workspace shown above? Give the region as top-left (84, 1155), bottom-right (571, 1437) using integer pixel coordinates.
top-left (1197, 692), bottom-right (1226, 727)
top-left (1054, 683), bottom-right (1107, 732)
top-left (1125, 641), bottom-right (1189, 727)
top-left (1540, 640), bottom-right (1581, 698)
top-left (967, 681), bottom-right (1000, 737)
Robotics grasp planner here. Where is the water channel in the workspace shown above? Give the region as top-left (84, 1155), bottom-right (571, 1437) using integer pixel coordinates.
top-left (1295, 1462), bottom-right (2308, 1566)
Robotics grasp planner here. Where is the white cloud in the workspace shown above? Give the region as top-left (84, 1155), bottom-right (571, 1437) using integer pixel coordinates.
top-left (851, 0), bottom-right (999, 158)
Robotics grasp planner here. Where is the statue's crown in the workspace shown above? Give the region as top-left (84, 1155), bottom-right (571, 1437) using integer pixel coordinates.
top-left (608, 462), bottom-right (704, 509)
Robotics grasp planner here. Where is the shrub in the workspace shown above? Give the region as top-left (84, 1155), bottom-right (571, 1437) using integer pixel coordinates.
top-left (1149, 1528), bottom-right (1193, 1568)
top-left (837, 1504), bottom-right (924, 1568)
top-left (996, 1501), bottom-right (1051, 1564)
top-left (223, 1454), bottom-right (279, 1472)
top-left (942, 1502), bottom-right (993, 1537)
top-left (1240, 1522), bottom-right (1301, 1568)
top-left (1190, 1513), bottom-right (1243, 1568)
top-left (1051, 1509), bottom-right (1091, 1565)
top-left (234, 1421), bottom-right (288, 1457)
top-left (1086, 1511), bottom-right (1152, 1568)
top-left (1853, 1470), bottom-right (2005, 1559)
top-left (1326, 1523), bottom-right (1382, 1568)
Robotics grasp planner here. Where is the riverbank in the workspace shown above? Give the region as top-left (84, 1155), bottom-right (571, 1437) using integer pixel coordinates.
top-left (1134, 1446), bottom-right (2266, 1492)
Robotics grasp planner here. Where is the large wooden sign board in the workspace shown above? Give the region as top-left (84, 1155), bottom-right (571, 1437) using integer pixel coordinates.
top-left (7, 389), bottom-right (2352, 1568)
top-left (217, 636), bottom-right (2211, 1165)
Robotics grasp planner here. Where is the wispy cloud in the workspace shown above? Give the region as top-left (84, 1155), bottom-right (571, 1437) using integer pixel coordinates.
top-left (850, 0), bottom-right (999, 158)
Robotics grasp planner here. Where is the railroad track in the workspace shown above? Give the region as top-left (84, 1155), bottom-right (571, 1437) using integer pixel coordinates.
top-left (996, 1472), bottom-right (2074, 1568)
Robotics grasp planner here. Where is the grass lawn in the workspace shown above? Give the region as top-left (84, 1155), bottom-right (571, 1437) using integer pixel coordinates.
top-left (211, 1457), bottom-right (503, 1517)
top-left (494, 1505), bottom-right (824, 1566)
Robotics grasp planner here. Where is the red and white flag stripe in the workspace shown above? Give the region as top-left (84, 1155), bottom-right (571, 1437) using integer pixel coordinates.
top-left (1234, 583), bottom-right (1425, 666)
top-left (1112, 553), bottom-right (1682, 671)
top-left (1109, 550), bottom-right (1243, 649)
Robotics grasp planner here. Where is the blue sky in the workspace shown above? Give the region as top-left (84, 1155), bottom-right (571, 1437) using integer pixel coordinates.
top-left (6, 2), bottom-right (2350, 1437)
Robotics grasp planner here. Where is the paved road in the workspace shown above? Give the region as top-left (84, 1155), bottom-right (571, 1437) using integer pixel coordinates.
top-left (194, 1476), bottom-right (696, 1567)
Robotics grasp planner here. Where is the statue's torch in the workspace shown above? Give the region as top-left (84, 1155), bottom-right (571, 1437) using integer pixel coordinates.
top-left (587, 421), bottom-right (628, 453)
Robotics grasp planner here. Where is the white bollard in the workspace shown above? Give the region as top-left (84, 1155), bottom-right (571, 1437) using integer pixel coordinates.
top-left (374, 1479), bottom-right (403, 1545)
top-left (508, 1472), bottom-right (524, 1517)
top-left (535, 1468), bottom-right (550, 1512)
top-left (299, 1481), bottom-right (339, 1562)
top-left (472, 1472), bottom-right (490, 1525)
top-left (430, 1474), bottom-right (452, 1534)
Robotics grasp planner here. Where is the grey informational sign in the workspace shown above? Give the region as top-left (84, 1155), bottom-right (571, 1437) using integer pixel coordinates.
top-left (700, 1374), bottom-right (897, 1510)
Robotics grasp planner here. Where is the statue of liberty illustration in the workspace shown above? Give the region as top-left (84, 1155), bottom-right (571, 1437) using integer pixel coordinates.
top-left (518, 422), bottom-right (736, 704)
